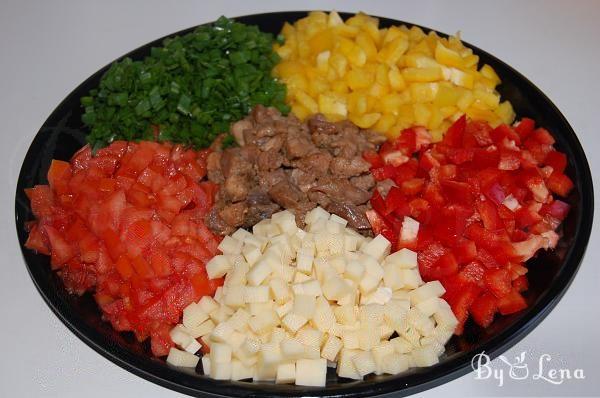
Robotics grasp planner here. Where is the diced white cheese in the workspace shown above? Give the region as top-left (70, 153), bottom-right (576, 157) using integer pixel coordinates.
top-left (372, 341), bottom-right (395, 375)
top-left (269, 278), bottom-right (292, 304)
top-left (345, 260), bottom-right (365, 282)
top-left (400, 217), bottom-right (420, 243)
top-left (166, 347), bottom-right (199, 368)
top-left (197, 296), bottom-right (220, 315)
top-left (276, 362), bottom-right (296, 384)
top-left (295, 358), bottom-right (327, 387)
top-left (201, 355), bottom-right (211, 375)
top-left (416, 297), bottom-right (441, 317)
top-left (242, 244), bottom-right (262, 266)
top-left (231, 359), bottom-right (254, 381)
top-left (186, 319), bottom-right (216, 339)
top-left (352, 350), bottom-right (377, 377)
top-left (211, 321), bottom-right (234, 343)
top-left (336, 349), bottom-right (362, 380)
top-left (232, 228), bottom-right (252, 242)
top-left (399, 268), bottom-right (424, 289)
top-left (282, 313), bottom-right (308, 334)
top-left (170, 325), bottom-right (193, 348)
top-left (385, 248), bottom-right (418, 268)
top-left (224, 288), bottom-right (245, 308)
top-left (275, 301), bottom-right (293, 318)
top-left (244, 285), bottom-right (270, 303)
top-left (281, 337), bottom-right (305, 359)
top-left (206, 255), bottom-right (232, 280)
top-left (296, 248), bottom-right (314, 274)
top-left (184, 338), bottom-right (201, 354)
top-left (218, 236), bottom-right (243, 255)
top-left (210, 342), bottom-right (232, 364)
top-left (305, 207), bottom-right (330, 226)
top-left (409, 281), bottom-right (446, 305)
top-left (381, 352), bottom-right (410, 374)
top-left (293, 294), bottom-right (316, 319)
top-left (211, 361), bottom-right (232, 380)
top-left (323, 277), bottom-right (352, 301)
top-left (360, 234), bottom-right (391, 261)
top-left (321, 334), bottom-right (343, 361)
top-left (411, 345), bottom-right (440, 367)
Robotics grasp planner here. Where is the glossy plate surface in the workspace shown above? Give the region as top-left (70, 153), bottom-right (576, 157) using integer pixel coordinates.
top-left (14, 11), bottom-right (593, 398)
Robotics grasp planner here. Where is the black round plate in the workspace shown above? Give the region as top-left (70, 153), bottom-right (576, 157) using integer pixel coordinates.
top-left (15, 11), bottom-right (594, 398)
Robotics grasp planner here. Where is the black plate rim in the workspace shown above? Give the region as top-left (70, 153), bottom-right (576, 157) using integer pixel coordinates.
top-left (14, 10), bottom-right (594, 398)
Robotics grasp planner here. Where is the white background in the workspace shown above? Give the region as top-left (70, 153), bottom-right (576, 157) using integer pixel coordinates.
top-left (1, 0), bottom-right (599, 397)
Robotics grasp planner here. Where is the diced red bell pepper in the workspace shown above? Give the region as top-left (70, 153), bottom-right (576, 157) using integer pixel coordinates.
top-left (458, 261), bottom-right (486, 288)
top-left (512, 275), bottom-right (529, 292)
top-left (498, 149), bottom-right (521, 171)
top-left (496, 289), bottom-right (527, 315)
top-left (401, 178), bottom-right (425, 195)
top-left (454, 239), bottom-right (477, 264)
top-left (484, 268), bottom-right (512, 298)
top-left (514, 118), bottom-right (535, 139)
top-left (515, 206), bottom-right (543, 228)
top-left (465, 120), bottom-right (493, 147)
top-left (543, 150), bottom-right (567, 173)
top-left (385, 186), bottom-right (410, 217)
top-left (371, 165), bottom-right (396, 181)
top-left (491, 124), bottom-right (521, 145)
top-left (444, 282), bottom-right (482, 335)
top-left (477, 199), bottom-right (501, 231)
top-left (546, 171), bottom-right (574, 197)
top-left (428, 252), bottom-right (459, 279)
top-left (531, 128), bottom-right (556, 145)
top-left (394, 128), bottom-right (417, 153)
top-left (370, 189), bottom-right (387, 215)
top-left (418, 241), bottom-right (447, 280)
top-left (408, 198), bottom-right (431, 224)
top-left (363, 150), bottom-right (384, 168)
top-left (442, 115), bottom-right (467, 147)
top-left (470, 292), bottom-right (498, 328)
top-left (392, 159), bottom-right (419, 184)
top-left (540, 199), bottom-right (570, 221)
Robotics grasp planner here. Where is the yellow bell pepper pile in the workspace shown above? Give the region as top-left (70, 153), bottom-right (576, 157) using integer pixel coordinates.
top-left (273, 11), bottom-right (515, 141)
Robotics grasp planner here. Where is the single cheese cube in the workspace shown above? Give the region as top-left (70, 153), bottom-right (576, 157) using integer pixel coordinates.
top-left (352, 350), bottom-right (377, 377)
top-left (210, 342), bottom-right (232, 364)
top-left (244, 286), bottom-right (270, 303)
top-left (359, 303), bottom-right (385, 325)
top-left (248, 301), bottom-right (274, 316)
top-left (183, 302), bottom-right (209, 329)
top-left (372, 342), bottom-right (395, 375)
top-left (304, 344), bottom-right (321, 359)
top-left (253, 219), bottom-right (279, 238)
top-left (269, 278), bottom-right (292, 304)
top-left (169, 325), bottom-right (193, 348)
top-left (281, 338), bottom-right (305, 360)
top-left (231, 359), bottom-right (254, 381)
top-left (300, 279), bottom-right (323, 297)
top-left (409, 281), bottom-right (446, 305)
top-left (260, 342), bottom-right (283, 367)
top-left (341, 329), bottom-right (360, 350)
top-left (228, 308), bottom-right (251, 332)
top-left (329, 213), bottom-right (348, 227)
top-left (399, 268), bottom-right (424, 289)
top-left (197, 296), bottom-right (219, 315)
top-left (186, 319), bottom-right (216, 339)
top-left (420, 337), bottom-right (445, 356)
top-left (433, 299), bottom-right (459, 328)
top-left (412, 345), bottom-right (440, 367)
top-left (224, 288), bottom-right (245, 308)
top-left (241, 337), bottom-right (261, 356)
top-left (247, 258), bottom-right (273, 286)
top-left (296, 249), bottom-right (315, 274)
top-left (243, 244), bottom-right (262, 267)
top-left (325, 219), bottom-right (345, 234)
top-left (384, 248), bottom-right (418, 268)
top-left (328, 254), bottom-right (347, 274)
top-left (224, 263), bottom-right (249, 287)
top-left (400, 216), bottom-right (419, 243)
top-left (276, 301), bottom-right (293, 318)
top-left (232, 228), bottom-right (252, 242)
top-left (344, 233), bottom-right (360, 252)
top-left (321, 334), bottom-right (343, 361)
top-left (360, 234), bottom-right (391, 261)
top-left (248, 310), bottom-right (279, 334)
top-left (244, 233), bottom-right (268, 251)
top-left (400, 327), bottom-right (421, 347)
top-left (336, 349), bottom-right (362, 380)
top-left (323, 277), bottom-right (351, 300)
top-left (430, 324), bottom-right (454, 345)
top-left (282, 313), bottom-right (308, 334)
top-left (296, 326), bottom-right (323, 347)
top-left (345, 260), bottom-right (365, 282)
top-left (408, 308), bottom-right (435, 335)
top-left (206, 255), bottom-right (232, 280)
top-left (293, 294), bottom-right (316, 319)
top-left (201, 355), bottom-right (211, 375)
top-left (271, 210), bottom-right (297, 234)
top-left (270, 327), bottom-right (287, 344)
top-left (295, 358), bottom-right (327, 387)
top-left (361, 287), bottom-right (393, 305)
top-left (305, 207), bottom-right (330, 226)
top-left (381, 352), bottom-right (410, 374)
top-left (384, 300), bottom-right (409, 331)
top-left (218, 236), bottom-right (243, 255)
top-left (383, 263), bottom-right (404, 290)
top-left (166, 347), bottom-right (199, 368)
top-left (276, 362), bottom-right (296, 384)
top-left (210, 305), bottom-right (234, 323)
top-left (390, 336), bottom-right (413, 354)
top-left (211, 361), bottom-right (232, 380)
top-left (253, 363), bottom-right (277, 381)
top-left (416, 297), bottom-right (441, 317)
top-left (184, 338), bottom-right (201, 354)
top-left (228, 330), bottom-right (247, 351)
top-left (358, 327), bottom-right (381, 351)
top-left (312, 296), bottom-right (336, 332)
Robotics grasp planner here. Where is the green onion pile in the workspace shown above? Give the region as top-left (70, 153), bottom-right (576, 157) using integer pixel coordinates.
top-left (81, 16), bottom-right (288, 149)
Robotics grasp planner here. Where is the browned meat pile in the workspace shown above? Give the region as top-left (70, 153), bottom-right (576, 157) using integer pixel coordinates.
top-left (205, 105), bottom-right (385, 235)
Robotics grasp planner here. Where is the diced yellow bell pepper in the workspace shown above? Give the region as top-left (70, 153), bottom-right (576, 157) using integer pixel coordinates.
top-left (434, 85), bottom-right (463, 107)
top-left (479, 64), bottom-right (501, 85)
top-left (318, 93), bottom-right (348, 118)
top-left (457, 90), bottom-right (474, 111)
top-left (413, 103), bottom-right (431, 126)
top-left (309, 29), bottom-right (334, 54)
top-left (409, 82), bottom-right (439, 103)
top-left (295, 90), bottom-right (319, 114)
top-left (495, 101), bottom-right (515, 125)
top-left (346, 68), bottom-right (373, 90)
top-left (316, 51), bottom-right (331, 73)
top-left (331, 80), bottom-right (349, 95)
top-left (463, 54), bottom-right (479, 69)
top-left (346, 45), bottom-right (367, 67)
top-left (329, 52), bottom-right (348, 77)
top-left (381, 92), bottom-right (410, 114)
top-left (408, 26), bottom-right (426, 42)
top-left (434, 42), bottom-right (464, 68)
top-left (308, 77), bottom-right (329, 97)
top-left (375, 64), bottom-right (389, 86)
top-left (388, 66), bottom-right (406, 90)
top-left (402, 67), bottom-right (443, 82)
top-left (378, 36), bottom-right (409, 66)
top-left (373, 113), bottom-right (396, 132)
top-left (450, 68), bottom-right (475, 89)
top-left (350, 112), bottom-right (381, 128)
top-left (327, 11), bottom-right (344, 27)
top-left (473, 90), bottom-right (500, 109)
top-left (368, 83), bottom-right (389, 97)
top-left (356, 32), bottom-right (378, 61)
top-left (403, 53), bottom-right (440, 68)
top-left (427, 107), bottom-right (444, 130)
top-left (347, 91), bottom-right (369, 115)
top-left (291, 103), bottom-right (311, 120)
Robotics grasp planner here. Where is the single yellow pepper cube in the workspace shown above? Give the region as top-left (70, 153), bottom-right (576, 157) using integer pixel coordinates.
top-left (350, 112), bottom-right (381, 128)
top-left (318, 93), bottom-right (348, 118)
top-left (388, 65), bottom-right (407, 91)
top-left (413, 103), bottom-right (431, 126)
top-left (378, 36), bottom-right (409, 66)
top-left (356, 32), bottom-right (378, 61)
top-left (373, 113), bottom-right (396, 132)
top-left (295, 90), bottom-right (319, 114)
top-left (479, 64), bottom-right (501, 85)
top-left (434, 42), bottom-right (464, 68)
top-left (409, 82), bottom-right (439, 103)
top-left (309, 29), bottom-right (334, 54)
top-left (346, 69), bottom-right (374, 90)
top-left (402, 67), bottom-right (443, 82)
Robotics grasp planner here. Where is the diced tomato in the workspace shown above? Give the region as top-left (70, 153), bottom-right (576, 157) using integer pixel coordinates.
top-left (470, 293), bottom-right (498, 328)
top-left (47, 160), bottom-right (72, 195)
top-left (491, 124), bottom-right (520, 145)
top-left (546, 171), bottom-right (574, 197)
top-left (496, 289), bottom-right (527, 315)
top-left (25, 224), bottom-right (50, 255)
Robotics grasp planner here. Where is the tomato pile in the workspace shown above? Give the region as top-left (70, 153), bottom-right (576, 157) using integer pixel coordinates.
top-left (25, 141), bottom-right (222, 356)
top-left (364, 116), bottom-right (573, 333)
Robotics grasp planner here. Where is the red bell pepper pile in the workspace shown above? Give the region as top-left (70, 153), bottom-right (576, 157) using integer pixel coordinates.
top-left (364, 116), bottom-right (573, 334)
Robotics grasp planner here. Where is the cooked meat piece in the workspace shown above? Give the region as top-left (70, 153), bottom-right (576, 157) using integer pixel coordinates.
top-left (290, 169), bottom-right (316, 192)
top-left (256, 124), bottom-right (276, 138)
top-left (376, 179), bottom-right (397, 198)
top-left (350, 174), bottom-right (376, 191)
top-left (209, 134), bottom-right (226, 152)
top-left (308, 114), bottom-right (338, 135)
top-left (244, 203), bottom-right (281, 227)
top-left (220, 148), bottom-right (251, 178)
top-left (223, 173), bottom-right (250, 203)
top-left (328, 137), bottom-right (358, 158)
top-left (311, 177), bottom-right (372, 205)
top-left (307, 190), bottom-right (332, 208)
top-left (259, 169), bottom-right (286, 191)
top-left (292, 201), bottom-right (317, 229)
top-left (256, 134), bottom-right (284, 153)
top-left (206, 151), bottom-right (224, 183)
top-left (252, 104), bottom-right (281, 124)
top-left (258, 149), bottom-right (284, 171)
top-left (231, 119), bottom-right (252, 146)
top-left (219, 202), bottom-right (247, 227)
top-left (285, 127), bottom-right (315, 159)
top-left (205, 207), bottom-right (234, 236)
top-left (246, 188), bottom-right (273, 206)
top-left (330, 157), bottom-right (371, 178)
top-left (269, 179), bottom-right (307, 209)
top-left (326, 202), bottom-right (371, 230)
top-left (293, 151), bottom-right (332, 177)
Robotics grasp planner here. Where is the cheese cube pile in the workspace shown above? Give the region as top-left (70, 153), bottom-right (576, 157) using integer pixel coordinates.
top-left (166, 208), bottom-right (458, 386)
